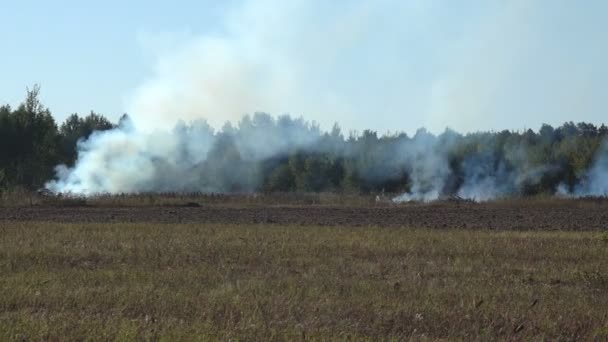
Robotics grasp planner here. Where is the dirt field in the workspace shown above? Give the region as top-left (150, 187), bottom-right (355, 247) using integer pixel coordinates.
top-left (2, 200), bottom-right (608, 230)
top-left (1, 222), bottom-right (607, 340)
top-left (2, 199), bottom-right (608, 340)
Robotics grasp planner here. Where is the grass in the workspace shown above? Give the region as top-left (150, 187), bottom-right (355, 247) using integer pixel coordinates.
top-left (0, 222), bottom-right (607, 340)
top-left (5, 188), bottom-right (608, 210)
top-left (1, 190), bottom-right (392, 208)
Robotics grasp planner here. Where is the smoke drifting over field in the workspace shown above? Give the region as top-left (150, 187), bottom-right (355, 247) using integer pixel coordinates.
top-left (571, 144), bottom-right (608, 197)
top-left (47, 114), bottom-right (323, 195)
top-left (45, 0), bottom-right (608, 199)
top-left (45, 115), bottom-right (608, 200)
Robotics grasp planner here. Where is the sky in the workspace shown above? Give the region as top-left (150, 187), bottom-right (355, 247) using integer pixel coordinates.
top-left (1, 0), bottom-right (608, 135)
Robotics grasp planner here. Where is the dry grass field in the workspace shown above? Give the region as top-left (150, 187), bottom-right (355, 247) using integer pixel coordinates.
top-left (1, 221), bottom-right (607, 340)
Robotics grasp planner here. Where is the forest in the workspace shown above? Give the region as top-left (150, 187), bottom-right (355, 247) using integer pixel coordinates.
top-left (2, 86), bottom-right (608, 198)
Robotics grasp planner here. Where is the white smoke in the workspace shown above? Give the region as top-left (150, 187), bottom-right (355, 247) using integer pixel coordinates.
top-left (45, 113), bottom-right (325, 195)
top-left (391, 129), bottom-right (452, 202)
top-left (45, 0), bottom-right (608, 198)
top-left (571, 142), bottom-right (608, 197)
top-left (46, 118), bottom-right (216, 194)
top-left (125, 0), bottom-right (445, 132)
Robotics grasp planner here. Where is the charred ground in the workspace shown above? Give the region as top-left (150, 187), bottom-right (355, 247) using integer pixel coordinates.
top-left (2, 197), bottom-right (608, 231)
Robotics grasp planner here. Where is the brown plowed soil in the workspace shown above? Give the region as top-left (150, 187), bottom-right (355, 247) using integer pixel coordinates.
top-left (2, 201), bottom-right (607, 230)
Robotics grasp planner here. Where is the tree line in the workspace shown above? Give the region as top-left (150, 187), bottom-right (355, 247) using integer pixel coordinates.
top-left (0, 86), bottom-right (114, 190)
top-left (2, 86), bottom-right (608, 196)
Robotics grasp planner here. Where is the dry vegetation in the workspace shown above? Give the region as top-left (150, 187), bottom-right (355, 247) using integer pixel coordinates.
top-left (4, 189), bottom-right (608, 209)
top-left (1, 221), bottom-right (607, 340)
top-left (1, 190), bottom-right (388, 208)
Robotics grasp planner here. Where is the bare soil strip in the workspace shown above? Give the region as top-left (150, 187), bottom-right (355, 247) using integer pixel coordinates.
top-left (2, 202), bottom-right (607, 230)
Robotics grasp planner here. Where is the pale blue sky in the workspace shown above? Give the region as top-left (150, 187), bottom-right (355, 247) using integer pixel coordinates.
top-left (1, 0), bottom-right (229, 121)
top-left (2, 1), bottom-right (608, 134)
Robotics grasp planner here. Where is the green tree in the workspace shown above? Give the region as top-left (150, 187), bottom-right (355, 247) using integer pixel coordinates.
top-left (4, 85), bottom-right (60, 189)
top-left (59, 111), bottom-right (115, 165)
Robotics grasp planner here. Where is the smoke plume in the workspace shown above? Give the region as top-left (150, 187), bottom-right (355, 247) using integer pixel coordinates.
top-left (45, 0), bottom-right (608, 199)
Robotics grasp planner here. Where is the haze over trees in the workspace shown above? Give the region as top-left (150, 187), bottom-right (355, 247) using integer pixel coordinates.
top-left (2, 87), bottom-right (608, 198)
top-left (0, 87), bottom-right (115, 190)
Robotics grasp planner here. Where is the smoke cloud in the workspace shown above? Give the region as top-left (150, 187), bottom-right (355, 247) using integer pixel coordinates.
top-left (45, 0), bottom-right (608, 199)
top-left (571, 143), bottom-right (608, 197)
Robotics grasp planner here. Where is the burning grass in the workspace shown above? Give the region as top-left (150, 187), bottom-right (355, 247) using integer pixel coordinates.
top-left (0, 222), bottom-right (607, 340)
top-left (5, 189), bottom-right (608, 210)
